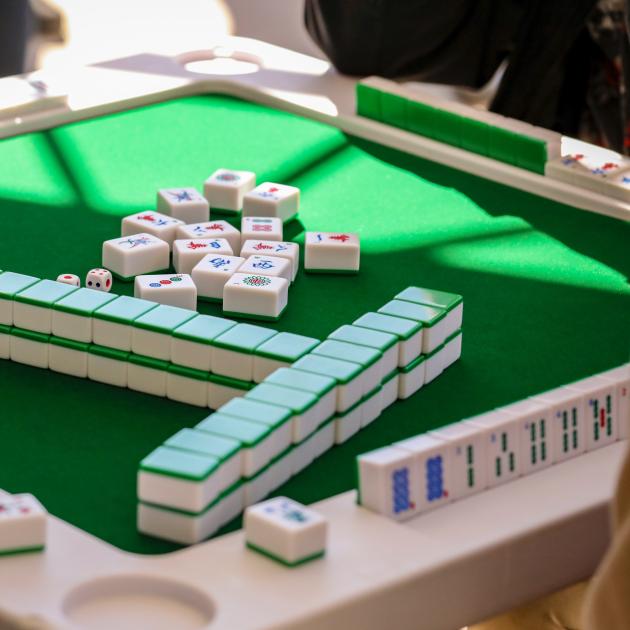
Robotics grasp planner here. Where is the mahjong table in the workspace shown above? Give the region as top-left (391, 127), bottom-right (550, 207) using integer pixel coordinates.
top-left (0, 37), bottom-right (628, 630)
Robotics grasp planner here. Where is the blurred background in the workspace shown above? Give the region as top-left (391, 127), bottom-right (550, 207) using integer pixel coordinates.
top-left (0, 0), bottom-right (324, 78)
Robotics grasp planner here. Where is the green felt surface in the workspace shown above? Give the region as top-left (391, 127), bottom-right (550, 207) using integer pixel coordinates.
top-left (0, 93), bottom-right (628, 556)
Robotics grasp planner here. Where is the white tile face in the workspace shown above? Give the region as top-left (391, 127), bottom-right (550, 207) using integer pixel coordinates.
top-left (395, 435), bottom-right (451, 512)
top-left (429, 424), bottom-right (487, 499)
top-left (398, 362), bottom-right (425, 400)
top-left (424, 352), bottom-right (443, 384)
top-left (134, 274), bottom-right (197, 310)
top-left (334, 406), bottom-right (362, 444)
top-left (157, 187), bottom-right (209, 224)
top-left (13, 303), bottom-right (51, 334)
top-left (222, 273), bottom-right (289, 320)
top-left (382, 374), bottom-right (399, 409)
top-left (241, 240), bottom-right (300, 281)
top-left (49, 345), bottom-right (88, 378)
top-left (132, 329), bottom-right (171, 361)
top-left (176, 220), bottom-right (241, 254)
top-left (0, 330), bottom-right (9, 359)
top-left (86, 268), bottom-right (113, 293)
top-left (244, 457), bottom-right (293, 507)
top-left (92, 320), bottom-right (132, 351)
top-left (567, 375), bottom-right (618, 450)
top-left (166, 373), bottom-right (208, 408)
top-left (500, 400), bottom-right (552, 475)
top-left (203, 169), bottom-right (256, 211)
top-left (0, 494), bottom-right (47, 553)
top-left (171, 338), bottom-right (212, 372)
top-left (210, 347), bottom-right (253, 382)
top-left (532, 388), bottom-right (586, 463)
top-left (441, 332), bottom-right (462, 371)
top-left (304, 232), bottom-right (360, 272)
top-left (207, 380), bottom-right (245, 410)
top-left (242, 183), bottom-right (300, 223)
top-left (10, 336), bottom-right (48, 369)
top-left (241, 216), bottom-right (283, 246)
top-left (173, 238), bottom-right (233, 275)
top-left (127, 364), bottom-right (167, 397)
top-left (56, 273), bottom-right (80, 287)
top-left (138, 471), bottom-right (216, 514)
top-left (238, 255), bottom-right (292, 282)
top-left (466, 411), bottom-right (520, 487)
top-left (606, 168), bottom-right (630, 203)
top-left (121, 211), bottom-right (184, 245)
top-left (102, 233), bottom-right (170, 280)
top-left (87, 354), bottom-right (128, 388)
top-left (51, 312), bottom-right (90, 343)
top-left (245, 497), bottom-right (327, 564)
top-left (357, 446), bottom-right (421, 521)
top-left (361, 389), bottom-right (383, 428)
top-left (191, 254), bottom-right (245, 301)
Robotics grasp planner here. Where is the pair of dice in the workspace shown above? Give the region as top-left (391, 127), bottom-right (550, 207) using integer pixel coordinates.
top-left (56, 268), bottom-right (113, 292)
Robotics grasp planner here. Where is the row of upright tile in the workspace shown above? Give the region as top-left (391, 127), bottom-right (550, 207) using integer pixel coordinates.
top-left (358, 363), bottom-right (630, 522)
top-left (0, 270), bottom-right (323, 402)
top-left (136, 287), bottom-right (464, 543)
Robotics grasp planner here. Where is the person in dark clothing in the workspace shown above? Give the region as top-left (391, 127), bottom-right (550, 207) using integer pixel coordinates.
top-left (0, 0), bottom-right (33, 78)
top-left (305, 0), bottom-right (630, 154)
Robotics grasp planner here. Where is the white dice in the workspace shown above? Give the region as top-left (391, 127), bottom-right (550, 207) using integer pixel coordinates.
top-left (241, 240), bottom-right (300, 281)
top-left (0, 493), bottom-right (47, 555)
top-left (176, 220), bottom-right (241, 254)
top-left (223, 273), bottom-right (289, 320)
top-left (102, 233), bottom-right (170, 280)
top-left (305, 231), bottom-right (360, 273)
top-left (204, 168), bottom-right (256, 212)
top-left (191, 254), bottom-right (245, 301)
top-left (241, 216), bottom-right (283, 245)
top-left (134, 274), bottom-right (197, 309)
top-left (173, 238), bottom-right (233, 275)
top-left (244, 497), bottom-right (327, 566)
top-left (56, 273), bottom-right (80, 287)
top-left (86, 268), bottom-right (113, 292)
top-left (239, 255), bottom-right (292, 282)
top-left (242, 183), bottom-right (299, 223)
top-left (121, 210), bottom-right (184, 246)
top-left (157, 187), bottom-right (209, 224)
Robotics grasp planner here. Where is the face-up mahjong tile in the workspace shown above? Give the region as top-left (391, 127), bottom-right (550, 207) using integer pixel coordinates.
top-left (157, 187), bottom-right (209, 224)
top-left (121, 210), bottom-right (184, 245)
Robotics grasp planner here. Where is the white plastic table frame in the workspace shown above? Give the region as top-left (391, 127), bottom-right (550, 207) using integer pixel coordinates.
top-left (0, 37), bottom-right (626, 630)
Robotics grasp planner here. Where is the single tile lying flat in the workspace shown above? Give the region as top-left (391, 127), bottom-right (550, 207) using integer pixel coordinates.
top-left (0, 493), bottom-right (47, 556)
top-left (245, 497), bottom-right (327, 567)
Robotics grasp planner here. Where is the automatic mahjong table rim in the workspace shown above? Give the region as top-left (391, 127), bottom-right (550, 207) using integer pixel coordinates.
top-left (0, 36), bottom-right (627, 630)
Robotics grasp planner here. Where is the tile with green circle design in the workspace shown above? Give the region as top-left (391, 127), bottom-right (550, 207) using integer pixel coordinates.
top-left (378, 300), bottom-right (448, 354)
